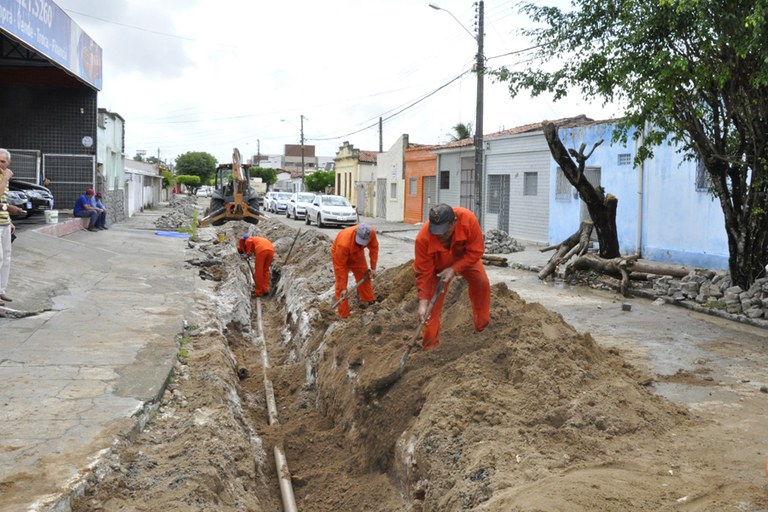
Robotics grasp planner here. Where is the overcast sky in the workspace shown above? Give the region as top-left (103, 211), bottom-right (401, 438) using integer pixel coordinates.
top-left (54, 0), bottom-right (621, 165)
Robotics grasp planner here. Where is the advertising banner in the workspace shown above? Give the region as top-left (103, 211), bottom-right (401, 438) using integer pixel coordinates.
top-left (0, 0), bottom-right (102, 90)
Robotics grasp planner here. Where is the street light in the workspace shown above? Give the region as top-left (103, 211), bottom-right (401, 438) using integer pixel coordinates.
top-left (281, 115), bottom-right (307, 192)
top-left (429, 1), bottom-right (485, 227)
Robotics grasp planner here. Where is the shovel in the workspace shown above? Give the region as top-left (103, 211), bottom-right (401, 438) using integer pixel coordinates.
top-left (331, 272), bottom-right (371, 309)
top-left (368, 279), bottom-right (447, 394)
top-left (271, 229), bottom-right (302, 289)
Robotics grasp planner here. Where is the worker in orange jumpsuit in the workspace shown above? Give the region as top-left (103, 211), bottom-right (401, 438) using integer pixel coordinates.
top-left (331, 223), bottom-right (379, 318)
top-left (237, 234), bottom-right (275, 297)
top-left (413, 203), bottom-right (490, 350)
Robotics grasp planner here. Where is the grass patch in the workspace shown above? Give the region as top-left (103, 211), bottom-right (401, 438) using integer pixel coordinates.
top-left (703, 299), bottom-right (727, 310)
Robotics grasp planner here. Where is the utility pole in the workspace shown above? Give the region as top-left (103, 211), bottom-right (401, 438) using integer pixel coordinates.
top-left (300, 114), bottom-right (306, 192)
top-left (474, 0), bottom-right (485, 227)
top-left (256, 139), bottom-right (260, 167)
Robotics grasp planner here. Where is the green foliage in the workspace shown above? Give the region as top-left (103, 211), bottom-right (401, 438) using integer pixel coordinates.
top-left (250, 166), bottom-right (278, 187)
top-left (175, 151), bottom-right (217, 184)
top-left (496, 0), bottom-right (768, 288)
top-left (305, 170), bottom-right (335, 192)
top-left (448, 122), bottom-right (473, 141)
top-left (161, 170), bottom-right (176, 189)
top-left (176, 175), bottom-right (201, 189)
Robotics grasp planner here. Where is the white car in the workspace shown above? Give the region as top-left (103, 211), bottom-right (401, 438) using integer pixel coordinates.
top-left (305, 194), bottom-right (358, 228)
top-left (285, 192), bottom-right (316, 220)
top-left (263, 191), bottom-right (277, 212)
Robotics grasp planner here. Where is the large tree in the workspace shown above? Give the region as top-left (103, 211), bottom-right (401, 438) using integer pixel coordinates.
top-left (494, 0), bottom-right (768, 289)
top-left (249, 166), bottom-right (278, 189)
top-left (175, 152), bottom-right (217, 185)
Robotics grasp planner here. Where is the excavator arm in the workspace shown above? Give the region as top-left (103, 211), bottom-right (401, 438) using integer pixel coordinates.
top-left (199, 148), bottom-right (262, 227)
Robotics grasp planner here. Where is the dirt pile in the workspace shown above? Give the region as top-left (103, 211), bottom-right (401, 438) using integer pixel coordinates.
top-left (72, 217), bottom-right (766, 512)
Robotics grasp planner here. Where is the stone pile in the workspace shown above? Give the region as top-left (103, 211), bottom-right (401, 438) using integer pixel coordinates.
top-left (484, 230), bottom-right (525, 255)
top-left (155, 195), bottom-right (200, 229)
top-left (650, 271), bottom-right (768, 319)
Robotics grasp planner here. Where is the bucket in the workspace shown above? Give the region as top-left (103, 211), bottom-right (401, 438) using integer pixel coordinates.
top-left (44, 210), bottom-right (59, 224)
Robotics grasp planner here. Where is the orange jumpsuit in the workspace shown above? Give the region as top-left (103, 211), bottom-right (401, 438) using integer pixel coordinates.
top-left (331, 225), bottom-right (379, 318)
top-left (413, 206), bottom-right (490, 350)
top-left (237, 236), bottom-right (275, 297)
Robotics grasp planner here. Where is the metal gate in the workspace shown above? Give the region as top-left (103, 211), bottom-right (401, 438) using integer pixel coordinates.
top-left (42, 154), bottom-right (95, 212)
top-left (7, 149), bottom-right (40, 182)
top-left (356, 183), bottom-right (367, 216)
top-left (487, 174), bottom-right (510, 233)
top-left (460, 167), bottom-right (474, 211)
top-left (376, 178), bottom-right (386, 219)
top-left (422, 176), bottom-right (436, 222)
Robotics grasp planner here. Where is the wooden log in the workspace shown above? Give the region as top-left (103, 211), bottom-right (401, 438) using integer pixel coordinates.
top-left (482, 254), bottom-right (509, 267)
top-left (538, 221), bottom-right (593, 280)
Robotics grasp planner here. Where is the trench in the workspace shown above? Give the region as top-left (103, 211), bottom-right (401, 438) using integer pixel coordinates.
top-left (226, 223), bottom-right (416, 511)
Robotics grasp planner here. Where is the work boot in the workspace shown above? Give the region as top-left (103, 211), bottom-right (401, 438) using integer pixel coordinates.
top-left (359, 301), bottom-right (374, 310)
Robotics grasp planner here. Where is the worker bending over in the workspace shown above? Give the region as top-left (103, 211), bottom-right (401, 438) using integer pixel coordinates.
top-left (331, 223), bottom-right (379, 318)
top-left (238, 234), bottom-right (275, 297)
top-left (413, 203), bottom-right (490, 350)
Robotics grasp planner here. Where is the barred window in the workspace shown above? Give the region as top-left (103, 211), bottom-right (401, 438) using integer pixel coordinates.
top-left (555, 167), bottom-right (572, 200)
top-left (617, 153), bottom-right (632, 166)
top-left (523, 172), bottom-right (538, 196)
top-left (696, 157), bottom-right (712, 192)
top-left (439, 170), bottom-right (450, 189)
top-left (408, 177), bottom-right (417, 195)
top-left (390, 183), bottom-right (397, 199)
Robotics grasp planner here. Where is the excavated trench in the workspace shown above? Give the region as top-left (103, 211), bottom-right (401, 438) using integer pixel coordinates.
top-left (73, 216), bottom-right (768, 512)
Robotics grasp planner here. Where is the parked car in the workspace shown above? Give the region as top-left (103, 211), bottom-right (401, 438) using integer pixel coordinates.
top-left (305, 194), bottom-right (357, 228)
top-left (285, 192), bottom-right (316, 220)
top-left (195, 186), bottom-right (212, 197)
top-left (270, 192), bottom-right (293, 214)
top-left (262, 191), bottom-right (277, 212)
top-left (8, 178), bottom-right (53, 216)
top-left (7, 190), bottom-right (30, 218)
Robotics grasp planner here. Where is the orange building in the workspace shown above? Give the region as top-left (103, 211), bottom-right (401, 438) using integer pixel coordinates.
top-left (403, 145), bottom-right (439, 224)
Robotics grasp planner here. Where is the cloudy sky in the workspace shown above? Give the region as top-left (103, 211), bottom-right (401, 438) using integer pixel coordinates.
top-left (54, 0), bottom-right (621, 165)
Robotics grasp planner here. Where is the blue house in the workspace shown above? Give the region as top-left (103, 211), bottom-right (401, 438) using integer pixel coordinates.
top-left (551, 120), bottom-right (729, 269)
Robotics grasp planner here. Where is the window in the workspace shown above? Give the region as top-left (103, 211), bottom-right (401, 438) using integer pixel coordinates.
top-left (617, 153), bottom-right (632, 166)
top-left (523, 172), bottom-right (538, 196)
top-left (439, 170), bottom-right (450, 189)
top-left (390, 183), bottom-right (397, 199)
top-left (408, 177), bottom-right (417, 196)
top-left (555, 167), bottom-right (572, 200)
top-left (695, 157), bottom-right (712, 192)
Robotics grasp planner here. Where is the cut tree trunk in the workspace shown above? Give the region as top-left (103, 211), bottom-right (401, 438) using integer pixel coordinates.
top-left (538, 221), bottom-right (593, 280)
top-left (564, 253), bottom-right (702, 297)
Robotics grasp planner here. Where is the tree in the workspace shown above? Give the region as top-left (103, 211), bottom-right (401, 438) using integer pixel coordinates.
top-left (305, 170), bottom-right (335, 193)
top-left (447, 122), bottom-right (473, 142)
top-left (494, 0), bottom-right (768, 289)
top-left (249, 167), bottom-right (278, 189)
top-left (175, 152), bottom-right (217, 185)
top-left (176, 175), bottom-right (201, 194)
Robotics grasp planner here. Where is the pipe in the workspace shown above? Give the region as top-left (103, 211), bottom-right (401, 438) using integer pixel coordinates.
top-left (253, 297), bottom-right (298, 512)
top-left (635, 122), bottom-right (648, 256)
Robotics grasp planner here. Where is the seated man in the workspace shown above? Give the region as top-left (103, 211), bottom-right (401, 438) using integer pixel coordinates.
top-left (73, 188), bottom-right (103, 232)
top-left (94, 192), bottom-right (108, 230)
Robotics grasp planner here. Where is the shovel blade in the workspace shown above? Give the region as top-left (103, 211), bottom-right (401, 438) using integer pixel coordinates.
top-left (365, 344), bottom-right (414, 395)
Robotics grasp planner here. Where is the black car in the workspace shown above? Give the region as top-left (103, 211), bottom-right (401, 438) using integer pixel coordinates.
top-left (6, 190), bottom-right (30, 218)
top-left (8, 178), bottom-right (54, 216)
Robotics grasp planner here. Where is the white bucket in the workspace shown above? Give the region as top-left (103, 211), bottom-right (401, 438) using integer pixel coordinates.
top-left (44, 210), bottom-right (59, 224)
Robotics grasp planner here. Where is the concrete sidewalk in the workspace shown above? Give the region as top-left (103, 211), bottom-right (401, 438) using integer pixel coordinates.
top-left (0, 205), bottom-right (196, 512)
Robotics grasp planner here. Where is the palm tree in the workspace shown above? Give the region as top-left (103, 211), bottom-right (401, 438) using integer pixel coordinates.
top-left (447, 122), bottom-right (473, 142)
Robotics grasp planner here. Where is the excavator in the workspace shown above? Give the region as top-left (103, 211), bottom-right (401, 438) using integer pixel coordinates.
top-left (199, 148), bottom-right (262, 226)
